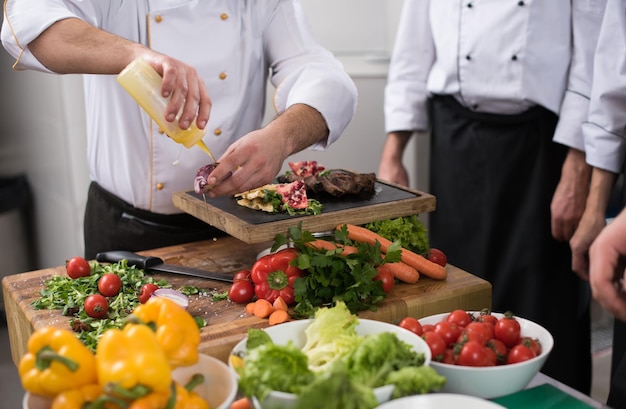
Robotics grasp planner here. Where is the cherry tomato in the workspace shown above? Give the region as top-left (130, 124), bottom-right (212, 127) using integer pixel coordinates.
top-left (487, 338), bottom-right (509, 365)
top-left (456, 340), bottom-right (493, 367)
top-left (440, 347), bottom-right (456, 364)
top-left (421, 324), bottom-right (435, 333)
top-left (477, 312), bottom-right (499, 326)
top-left (229, 280), bottom-right (255, 304)
top-left (434, 321), bottom-right (462, 347)
top-left (428, 248), bottom-right (447, 267)
top-left (494, 314), bottom-right (521, 348)
top-left (446, 309), bottom-right (472, 328)
top-left (374, 265), bottom-right (395, 293)
top-left (507, 344), bottom-right (537, 364)
top-left (398, 317), bottom-right (423, 336)
top-left (233, 270), bottom-right (252, 282)
top-left (84, 294), bottom-right (108, 319)
top-left (458, 322), bottom-right (490, 345)
top-left (97, 273), bottom-right (122, 297)
top-left (519, 336), bottom-right (542, 356)
top-left (422, 331), bottom-right (447, 358)
top-left (66, 256), bottom-right (91, 279)
top-left (138, 283), bottom-right (159, 304)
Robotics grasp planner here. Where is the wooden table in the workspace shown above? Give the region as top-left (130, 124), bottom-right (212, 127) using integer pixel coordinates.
top-left (3, 236), bottom-right (491, 366)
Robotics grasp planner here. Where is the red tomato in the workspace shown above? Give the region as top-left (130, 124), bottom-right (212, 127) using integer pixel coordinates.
top-left (519, 336), bottom-right (542, 356)
top-left (487, 338), bottom-right (509, 365)
top-left (398, 317), bottom-right (423, 336)
top-left (477, 312), bottom-right (499, 326)
top-left (374, 265), bottom-right (395, 293)
top-left (84, 294), bottom-right (108, 319)
top-left (494, 315), bottom-right (521, 348)
top-left (459, 322), bottom-right (491, 345)
top-left (440, 347), bottom-right (456, 364)
top-left (446, 309), bottom-right (472, 328)
top-left (434, 321), bottom-right (462, 347)
top-left (422, 331), bottom-right (447, 358)
top-left (422, 324), bottom-right (435, 333)
top-left (138, 283), bottom-right (159, 304)
top-left (233, 270), bottom-right (252, 282)
top-left (97, 273), bottom-right (122, 297)
top-left (66, 256), bottom-right (91, 279)
top-left (507, 344), bottom-right (537, 364)
top-left (428, 248), bottom-right (447, 267)
top-left (483, 345), bottom-right (498, 366)
top-left (456, 340), bottom-right (493, 367)
top-left (229, 280), bottom-right (255, 304)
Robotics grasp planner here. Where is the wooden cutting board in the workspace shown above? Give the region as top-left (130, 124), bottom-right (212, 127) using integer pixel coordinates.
top-left (3, 236), bottom-right (491, 366)
top-left (172, 180), bottom-right (436, 243)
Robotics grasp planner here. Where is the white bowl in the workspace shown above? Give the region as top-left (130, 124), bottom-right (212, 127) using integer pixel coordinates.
top-left (23, 353), bottom-right (237, 409)
top-left (419, 311), bottom-right (554, 399)
top-left (230, 318), bottom-right (431, 409)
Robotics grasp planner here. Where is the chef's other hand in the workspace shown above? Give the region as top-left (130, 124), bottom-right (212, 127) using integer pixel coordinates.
top-left (589, 208), bottom-right (626, 322)
top-left (550, 149), bottom-right (589, 241)
top-left (141, 53), bottom-right (212, 131)
top-left (570, 208), bottom-right (607, 281)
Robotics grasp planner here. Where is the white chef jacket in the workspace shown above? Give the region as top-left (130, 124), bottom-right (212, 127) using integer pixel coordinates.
top-left (583, 0), bottom-right (626, 174)
top-left (1, 0), bottom-right (357, 214)
top-left (385, 0), bottom-right (606, 152)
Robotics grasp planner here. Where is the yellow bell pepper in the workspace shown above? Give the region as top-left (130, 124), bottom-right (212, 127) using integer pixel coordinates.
top-left (96, 323), bottom-right (172, 397)
top-left (51, 384), bottom-right (125, 409)
top-left (19, 327), bottom-right (97, 397)
top-left (129, 297), bottom-right (200, 368)
top-left (128, 379), bottom-right (209, 409)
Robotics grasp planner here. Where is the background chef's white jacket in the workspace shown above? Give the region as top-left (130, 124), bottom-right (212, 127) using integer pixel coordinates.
top-left (384, 0), bottom-right (605, 153)
top-left (1, 0), bottom-right (357, 214)
top-left (583, 0), bottom-right (626, 174)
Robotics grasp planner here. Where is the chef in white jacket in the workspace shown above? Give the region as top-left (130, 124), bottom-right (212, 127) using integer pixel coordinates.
top-left (1, 0), bottom-right (357, 258)
top-left (378, 0), bottom-right (607, 394)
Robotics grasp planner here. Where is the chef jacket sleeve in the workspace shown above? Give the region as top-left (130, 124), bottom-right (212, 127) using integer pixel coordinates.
top-left (1, 0), bottom-right (99, 72)
top-left (583, 0), bottom-right (626, 174)
top-left (383, 0), bottom-right (434, 134)
top-left (264, 1), bottom-right (357, 150)
top-left (553, 0), bottom-right (607, 152)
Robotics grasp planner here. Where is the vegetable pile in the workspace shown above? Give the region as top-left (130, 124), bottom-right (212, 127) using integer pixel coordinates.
top-left (32, 257), bottom-right (221, 351)
top-left (20, 297), bottom-right (211, 408)
top-left (399, 309), bottom-right (543, 367)
top-left (234, 302), bottom-right (445, 409)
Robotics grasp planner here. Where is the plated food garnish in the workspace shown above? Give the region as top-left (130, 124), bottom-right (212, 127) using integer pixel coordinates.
top-left (235, 180), bottom-right (323, 215)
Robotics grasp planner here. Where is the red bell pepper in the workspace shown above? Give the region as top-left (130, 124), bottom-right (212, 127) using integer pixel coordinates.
top-left (250, 248), bottom-right (303, 305)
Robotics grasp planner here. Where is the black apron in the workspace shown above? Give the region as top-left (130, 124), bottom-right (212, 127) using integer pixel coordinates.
top-left (83, 182), bottom-right (225, 259)
top-left (428, 95), bottom-right (592, 394)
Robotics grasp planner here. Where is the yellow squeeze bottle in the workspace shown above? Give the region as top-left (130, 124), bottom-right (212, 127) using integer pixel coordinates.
top-left (116, 57), bottom-right (216, 162)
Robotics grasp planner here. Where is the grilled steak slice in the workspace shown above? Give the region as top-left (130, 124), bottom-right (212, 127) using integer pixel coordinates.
top-left (277, 169), bottom-right (376, 198)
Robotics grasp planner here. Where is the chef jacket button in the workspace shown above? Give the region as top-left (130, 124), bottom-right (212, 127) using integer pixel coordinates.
top-left (467, 2), bottom-right (472, 8)
top-left (214, 128), bottom-right (222, 136)
top-left (472, 104), bottom-right (479, 110)
top-left (220, 13), bottom-right (228, 20)
top-left (518, 1), bottom-right (524, 5)
top-left (512, 55), bottom-right (518, 61)
top-left (466, 54), bottom-right (471, 60)
top-left (219, 72), bottom-right (227, 80)
top-left (155, 15), bottom-right (163, 23)
top-left (158, 128), bottom-right (165, 134)
top-left (156, 183), bottom-right (164, 190)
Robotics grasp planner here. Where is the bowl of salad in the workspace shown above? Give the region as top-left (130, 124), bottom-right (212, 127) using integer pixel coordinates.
top-left (418, 310), bottom-right (553, 399)
top-left (229, 301), bottom-right (444, 409)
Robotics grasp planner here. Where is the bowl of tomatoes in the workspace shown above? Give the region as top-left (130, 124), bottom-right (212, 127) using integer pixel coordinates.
top-left (413, 310), bottom-right (553, 399)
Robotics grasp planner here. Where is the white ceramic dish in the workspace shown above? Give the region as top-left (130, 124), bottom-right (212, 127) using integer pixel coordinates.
top-left (419, 311), bottom-right (554, 399)
top-left (231, 318), bottom-right (432, 409)
top-left (23, 353), bottom-right (237, 409)
top-left (375, 393), bottom-right (506, 409)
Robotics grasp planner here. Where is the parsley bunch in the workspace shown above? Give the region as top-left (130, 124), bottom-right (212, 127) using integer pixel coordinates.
top-left (272, 224), bottom-right (402, 318)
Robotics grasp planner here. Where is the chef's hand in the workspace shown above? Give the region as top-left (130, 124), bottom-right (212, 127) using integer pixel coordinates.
top-left (589, 208), bottom-right (626, 322)
top-left (378, 131), bottom-right (413, 187)
top-left (550, 149), bottom-right (590, 241)
top-left (570, 209), bottom-right (607, 280)
top-left (141, 53), bottom-right (212, 132)
top-left (205, 104), bottom-right (328, 197)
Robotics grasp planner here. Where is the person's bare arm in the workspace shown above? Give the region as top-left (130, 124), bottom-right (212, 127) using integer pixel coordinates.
top-left (205, 103), bottom-right (329, 197)
top-left (28, 18), bottom-right (211, 130)
top-left (570, 167), bottom-right (617, 279)
top-left (551, 148), bottom-right (591, 241)
top-left (377, 131), bottom-right (413, 186)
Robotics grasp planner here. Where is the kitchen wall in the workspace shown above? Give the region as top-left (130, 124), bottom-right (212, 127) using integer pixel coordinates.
top-left (0, 0), bottom-right (428, 271)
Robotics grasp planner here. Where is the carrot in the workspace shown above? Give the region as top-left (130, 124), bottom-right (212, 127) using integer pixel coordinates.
top-left (338, 223), bottom-right (447, 280)
top-left (307, 239), bottom-right (359, 256)
top-left (268, 309), bottom-right (290, 326)
top-left (253, 298), bottom-right (274, 318)
top-left (383, 261), bottom-right (420, 284)
top-left (231, 397), bottom-right (252, 409)
top-left (245, 301), bottom-right (256, 315)
top-left (273, 296), bottom-right (289, 311)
